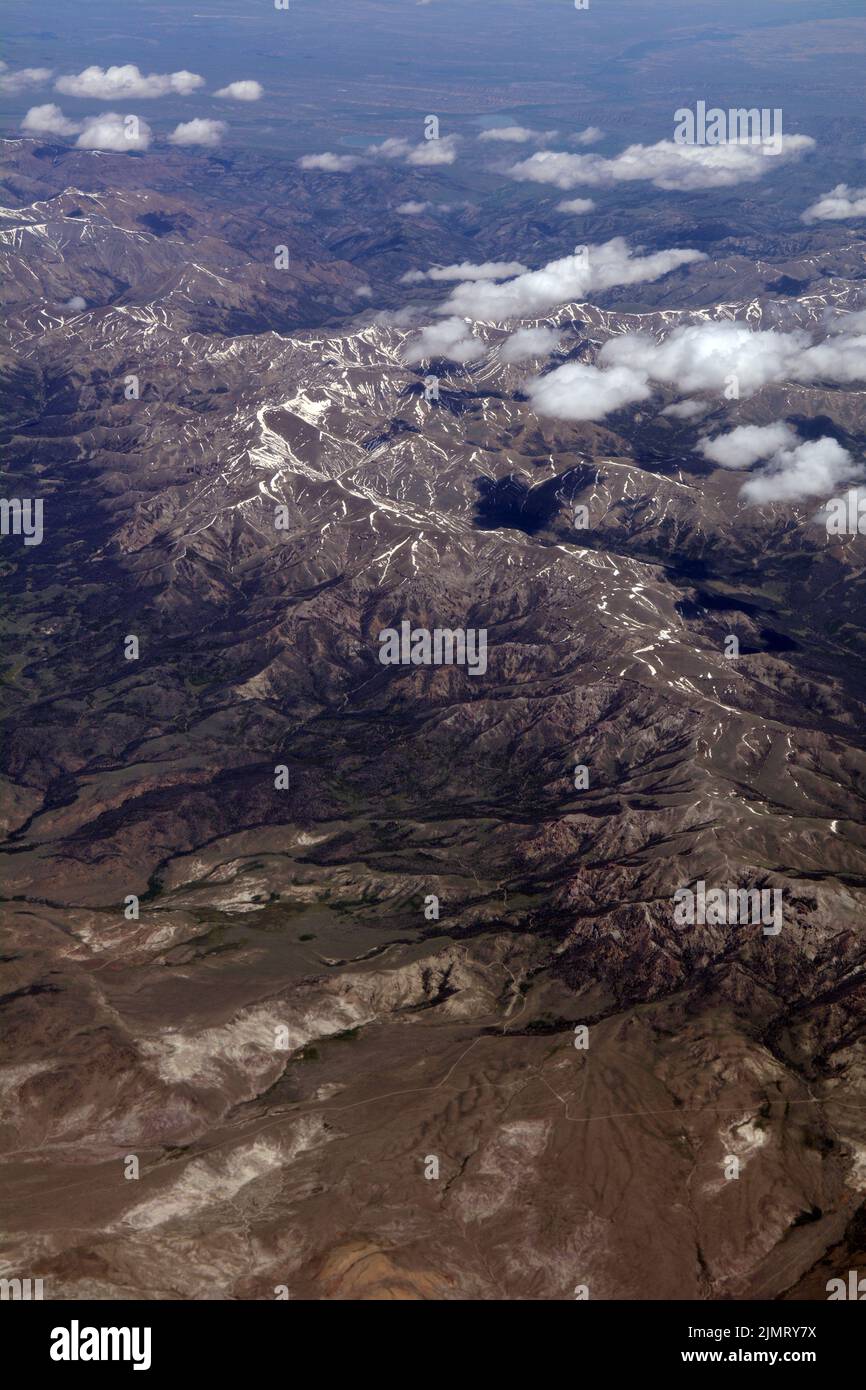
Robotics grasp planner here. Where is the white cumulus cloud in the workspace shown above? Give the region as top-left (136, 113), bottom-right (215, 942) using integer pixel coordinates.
top-left (0, 67), bottom-right (53, 95)
top-left (827, 308), bottom-right (866, 336)
top-left (518, 312), bottom-right (866, 441)
top-left (367, 137), bottom-right (412, 159)
top-left (797, 331), bottom-right (866, 383)
top-left (802, 184), bottom-right (866, 222)
top-left (500, 326), bottom-right (563, 362)
top-left (298, 151), bottom-right (360, 172)
top-left (75, 112), bottom-right (152, 152)
top-left (21, 104), bottom-right (81, 137)
top-left (661, 399), bottom-right (708, 419)
top-left (600, 322), bottom-right (810, 397)
top-left (697, 422), bottom-right (799, 469)
top-left (408, 134), bottom-right (459, 166)
top-left (214, 80), bottom-right (263, 101)
top-left (395, 200), bottom-right (430, 215)
top-left (56, 64), bottom-right (203, 99)
top-left (437, 238), bottom-right (705, 321)
top-left (527, 361), bottom-right (652, 421)
top-left (478, 125), bottom-right (556, 144)
top-left (404, 316), bottom-right (485, 365)
top-left (574, 126), bottom-right (603, 145)
top-left (401, 260), bottom-right (529, 285)
top-left (556, 197), bottom-right (596, 214)
top-left (741, 437), bottom-right (862, 504)
top-left (509, 135), bottom-right (814, 192)
top-left (368, 134), bottom-right (459, 166)
top-left (695, 415), bottom-right (864, 506)
top-left (169, 118), bottom-right (226, 148)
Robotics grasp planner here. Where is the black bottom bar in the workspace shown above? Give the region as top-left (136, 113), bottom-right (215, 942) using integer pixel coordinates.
top-left (7, 1297), bottom-right (860, 1376)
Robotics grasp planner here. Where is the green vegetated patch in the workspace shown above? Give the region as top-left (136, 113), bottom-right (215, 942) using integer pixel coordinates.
top-left (255, 899), bottom-right (320, 924)
top-left (140, 871), bottom-right (164, 903)
top-left (148, 887), bottom-right (316, 929)
top-left (161, 919), bottom-right (238, 964)
top-left (294, 1027), bottom-right (361, 1064)
top-left (523, 1014), bottom-right (574, 1035)
top-left (498, 891), bottom-right (539, 911)
top-left (327, 780), bottom-right (366, 810)
top-left (803, 1127), bottom-right (835, 1156)
top-left (330, 893), bottom-right (381, 916)
top-left (330, 1027), bottom-right (360, 1042)
top-left (179, 660), bottom-right (233, 689)
top-left (330, 896), bottom-right (362, 914)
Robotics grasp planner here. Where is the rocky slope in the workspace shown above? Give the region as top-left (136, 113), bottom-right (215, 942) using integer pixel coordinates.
top-left (1, 136), bottom-right (865, 1300)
